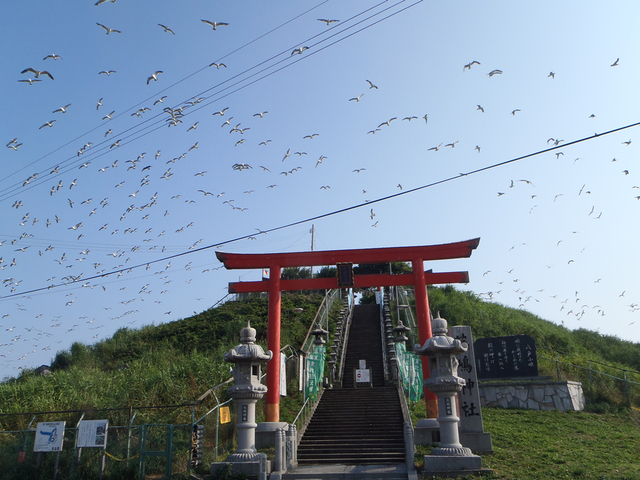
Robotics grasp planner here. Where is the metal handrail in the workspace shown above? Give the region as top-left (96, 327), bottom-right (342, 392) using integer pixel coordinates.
top-left (300, 289), bottom-right (340, 354)
top-left (337, 298), bottom-right (355, 382)
top-left (292, 386), bottom-right (324, 444)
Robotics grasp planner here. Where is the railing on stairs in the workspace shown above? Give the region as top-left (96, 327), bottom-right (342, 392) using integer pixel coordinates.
top-left (335, 291), bottom-right (355, 384)
top-left (382, 289), bottom-right (418, 476)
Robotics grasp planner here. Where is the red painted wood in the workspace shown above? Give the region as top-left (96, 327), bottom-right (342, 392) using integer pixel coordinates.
top-left (266, 265), bottom-right (281, 421)
top-left (216, 238), bottom-right (480, 269)
top-left (227, 271), bottom-right (470, 293)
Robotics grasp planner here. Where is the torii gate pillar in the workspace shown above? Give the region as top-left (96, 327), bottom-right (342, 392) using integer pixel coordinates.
top-left (413, 257), bottom-right (438, 418)
top-left (266, 265), bottom-right (281, 422)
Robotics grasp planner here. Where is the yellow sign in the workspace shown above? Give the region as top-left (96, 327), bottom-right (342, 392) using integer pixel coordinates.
top-left (220, 406), bottom-right (231, 424)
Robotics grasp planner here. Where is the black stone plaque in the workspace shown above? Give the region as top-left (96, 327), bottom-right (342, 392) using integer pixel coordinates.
top-left (474, 334), bottom-right (538, 379)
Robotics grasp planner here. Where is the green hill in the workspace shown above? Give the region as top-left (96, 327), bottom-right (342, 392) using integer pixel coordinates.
top-left (1, 286), bottom-right (640, 479)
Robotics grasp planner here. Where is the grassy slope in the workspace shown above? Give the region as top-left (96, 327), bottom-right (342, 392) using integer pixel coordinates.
top-left (0, 292), bottom-right (330, 428)
top-left (2, 287), bottom-right (640, 479)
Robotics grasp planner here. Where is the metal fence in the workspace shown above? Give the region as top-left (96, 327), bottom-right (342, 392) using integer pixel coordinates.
top-left (0, 382), bottom-right (236, 480)
top-left (539, 354), bottom-right (640, 409)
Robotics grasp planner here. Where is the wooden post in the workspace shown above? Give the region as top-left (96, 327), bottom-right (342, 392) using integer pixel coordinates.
top-left (266, 264), bottom-right (282, 422)
top-left (412, 258), bottom-right (438, 418)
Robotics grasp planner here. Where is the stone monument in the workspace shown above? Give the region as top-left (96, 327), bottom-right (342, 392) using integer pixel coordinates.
top-left (450, 325), bottom-right (493, 453)
top-left (211, 322), bottom-right (272, 479)
top-left (415, 314), bottom-right (486, 476)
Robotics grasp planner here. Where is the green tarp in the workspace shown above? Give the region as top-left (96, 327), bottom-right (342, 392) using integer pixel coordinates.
top-left (395, 343), bottom-right (423, 401)
top-left (305, 345), bottom-right (326, 402)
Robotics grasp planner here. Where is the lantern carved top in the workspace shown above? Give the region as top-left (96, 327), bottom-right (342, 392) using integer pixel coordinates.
top-left (224, 322), bottom-right (273, 364)
top-left (414, 313), bottom-right (467, 357)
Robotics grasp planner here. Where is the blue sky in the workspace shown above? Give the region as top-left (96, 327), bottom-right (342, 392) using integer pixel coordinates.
top-left (1, 0), bottom-right (639, 380)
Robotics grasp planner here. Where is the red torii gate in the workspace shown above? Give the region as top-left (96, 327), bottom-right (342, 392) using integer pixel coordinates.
top-left (216, 238), bottom-right (480, 423)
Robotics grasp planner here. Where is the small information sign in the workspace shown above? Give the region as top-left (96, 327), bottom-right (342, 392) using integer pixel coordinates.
top-left (220, 406), bottom-right (231, 424)
top-left (359, 360), bottom-right (367, 369)
top-left (355, 368), bottom-right (370, 383)
top-left (34, 421), bottom-right (65, 452)
top-left (77, 420), bottom-right (108, 448)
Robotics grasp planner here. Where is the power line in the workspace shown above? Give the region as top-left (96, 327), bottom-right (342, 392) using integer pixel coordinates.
top-left (3, 121), bottom-right (638, 302)
top-left (0, 0), bottom-right (400, 200)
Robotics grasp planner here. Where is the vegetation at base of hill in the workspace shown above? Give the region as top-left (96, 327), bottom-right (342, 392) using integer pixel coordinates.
top-left (0, 292), bottom-right (337, 427)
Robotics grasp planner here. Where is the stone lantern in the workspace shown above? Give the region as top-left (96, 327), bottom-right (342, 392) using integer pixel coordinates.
top-left (221, 323), bottom-right (272, 464)
top-left (393, 320), bottom-right (410, 345)
top-left (414, 313), bottom-right (483, 474)
top-left (311, 325), bottom-right (328, 346)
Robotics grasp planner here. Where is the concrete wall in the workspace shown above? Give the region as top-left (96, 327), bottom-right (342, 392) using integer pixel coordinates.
top-left (478, 380), bottom-right (585, 411)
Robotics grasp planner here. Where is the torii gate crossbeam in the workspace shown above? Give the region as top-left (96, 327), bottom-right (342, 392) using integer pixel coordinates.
top-left (216, 238), bottom-right (480, 423)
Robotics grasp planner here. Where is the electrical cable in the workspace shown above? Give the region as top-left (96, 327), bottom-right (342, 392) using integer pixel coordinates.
top-left (2, 121), bottom-right (638, 302)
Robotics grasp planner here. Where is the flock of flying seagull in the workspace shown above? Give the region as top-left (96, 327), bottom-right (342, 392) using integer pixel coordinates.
top-left (1, 3), bottom-right (637, 376)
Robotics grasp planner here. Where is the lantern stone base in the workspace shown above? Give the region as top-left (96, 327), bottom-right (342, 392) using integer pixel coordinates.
top-left (210, 453), bottom-right (269, 480)
top-left (255, 422), bottom-right (287, 449)
top-left (423, 453), bottom-right (487, 477)
top-left (414, 418), bottom-right (441, 445)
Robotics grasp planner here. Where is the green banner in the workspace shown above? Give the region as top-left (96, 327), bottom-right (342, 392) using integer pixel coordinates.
top-left (395, 343), bottom-right (423, 402)
top-left (305, 346), bottom-right (326, 402)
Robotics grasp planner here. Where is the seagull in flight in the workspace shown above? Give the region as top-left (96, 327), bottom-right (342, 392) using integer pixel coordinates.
top-left (291, 46), bottom-right (309, 56)
top-left (201, 19), bottom-right (229, 30)
top-left (39, 120), bottom-right (56, 129)
top-left (463, 60), bottom-right (481, 71)
top-left (53, 104), bottom-right (72, 114)
top-left (158, 24), bottom-right (175, 34)
top-left (317, 18), bottom-right (339, 25)
top-left (147, 71), bottom-right (163, 84)
top-left (96, 23), bottom-right (121, 34)
top-left (43, 54), bottom-right (62, 61)
top-left (611, 58), bottom-right (620, 67)
top-left (366, 80), bottom-right (378, 89)
top-left (349, 94), bottom-right (364, 102)
top-left (21, 68), bottom-right (54, 80)
top-left (99, 70), bottom-right (116, 75)
top-left (378, 117), bottom-right (396, 128)
top-left (209, 62), bottom-right (227, 69)
top-left (102, 110), bottom-right (115, 120)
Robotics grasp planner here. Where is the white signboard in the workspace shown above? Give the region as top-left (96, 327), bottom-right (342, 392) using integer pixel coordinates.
top-left (359, 360), bottom-right (367, 369)
top-left (355, 369), bottom-right (370, 383)
top-left (77, 420), bottom-right (109, 448)
top-left (34, 421), bottom-right (65, 452)
top-left (280, 352), bottom-right (287, 397)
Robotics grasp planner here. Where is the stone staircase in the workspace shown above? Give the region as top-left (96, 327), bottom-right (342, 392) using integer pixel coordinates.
top-left (295, 304), bottom-right (406, 467)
